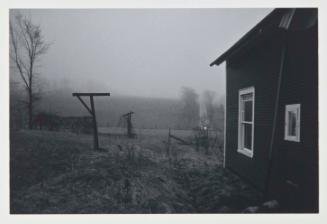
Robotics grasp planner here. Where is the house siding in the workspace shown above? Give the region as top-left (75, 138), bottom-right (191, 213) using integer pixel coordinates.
top-left (225, 33), bottom-right (283, 191)
top-left (268, 23), bottom-right (318, 212)
top-left (216, 8), bottom-right (318, 213)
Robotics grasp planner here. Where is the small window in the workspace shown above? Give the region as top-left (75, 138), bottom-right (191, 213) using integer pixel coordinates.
top-left (238, 87), bottom-right (255, 158)
top-left (284, 104), bottom-right (301, 142)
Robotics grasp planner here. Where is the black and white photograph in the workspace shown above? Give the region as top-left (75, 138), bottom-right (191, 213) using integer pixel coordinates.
top-left (1, 0), bottom-right (326, 221)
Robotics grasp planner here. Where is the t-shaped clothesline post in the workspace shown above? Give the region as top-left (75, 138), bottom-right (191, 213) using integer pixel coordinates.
top-left (122, 111), bottom-right (134, 138)
top-left (72, 92), bottom-right (110, 151)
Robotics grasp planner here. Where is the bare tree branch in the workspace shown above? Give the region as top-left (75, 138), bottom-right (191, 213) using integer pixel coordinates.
top-left (10, 21), bottom-right (30, 89)
top-left (10, 12), bottom-right (50, 129)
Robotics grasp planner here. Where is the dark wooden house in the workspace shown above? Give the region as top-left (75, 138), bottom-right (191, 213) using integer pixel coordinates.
top-left (210, 8), bottom-right (318, 212)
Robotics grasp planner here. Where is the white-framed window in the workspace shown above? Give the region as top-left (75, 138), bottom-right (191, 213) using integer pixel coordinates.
top-left (237, 87), bottom-right (255, 158)
top-left (284, 104), bottom-right (301, 142)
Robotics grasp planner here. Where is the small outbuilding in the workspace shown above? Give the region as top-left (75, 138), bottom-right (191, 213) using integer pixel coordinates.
top-left (210, 8), bottom-right (318, 212)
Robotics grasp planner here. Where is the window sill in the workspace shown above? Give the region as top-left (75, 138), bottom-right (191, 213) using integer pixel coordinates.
top-left (284, 137), bottom-right (300, 142)
top-left (237, 148), bottom-right (253, 158)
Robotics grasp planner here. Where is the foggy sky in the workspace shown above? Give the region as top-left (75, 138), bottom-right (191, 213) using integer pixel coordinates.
top-left (15, 9), bottom-right (272, 99)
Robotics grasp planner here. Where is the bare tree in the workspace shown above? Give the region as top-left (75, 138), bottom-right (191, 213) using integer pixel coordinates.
top-left (203, 90), bottom-right (216, 128)
top-left (180, 87), bottom-right (200, 129)
top-left (203, 90), bottom-right (225, 131)
top-left (10, 12), bottom-right (49, 129)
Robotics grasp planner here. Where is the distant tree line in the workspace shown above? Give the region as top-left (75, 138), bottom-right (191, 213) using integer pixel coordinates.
top-left (179, 87), bottom-right (224, 131)
top-left (10, 81), bottom-right (224, 132)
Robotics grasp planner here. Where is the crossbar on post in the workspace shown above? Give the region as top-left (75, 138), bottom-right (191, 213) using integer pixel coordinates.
top-left (73, 93), bottom-right (110, 97)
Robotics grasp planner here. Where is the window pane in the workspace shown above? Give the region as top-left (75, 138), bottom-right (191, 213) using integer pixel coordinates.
top-left (244, 123), bottom-right (252, 149)
top-left (288, 111), bottom-right (297, 136)
top-left (244, 100), bottom-right (253, 122)
top-left (242, 93), bottom-right (253, 101)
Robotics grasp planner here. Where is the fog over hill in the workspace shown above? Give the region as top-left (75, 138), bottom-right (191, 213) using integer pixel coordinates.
top-left (9, 8), bottom-right (271, 131)
top-left (35, 84), bottom-right (224, 130)
top-left (38, 86), bottom-right (185, 129)
top-left (11, 76), bottom-right (224, 130)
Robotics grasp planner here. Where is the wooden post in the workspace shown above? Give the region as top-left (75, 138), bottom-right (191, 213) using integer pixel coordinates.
top-left (167, 128), bottom-right (171, 155)
top-left (72, 92), bottom-right (110, 151)
top-left (167, 128), bottom-right (171, 168)
top-left (205, 128), bottom-right (209, 155)
top-left (126, 113), bottom-right (132, 138)
top-left (90, 96), bottom-right (99, 151)
top-left (122, 111), bottom-right (134, 138)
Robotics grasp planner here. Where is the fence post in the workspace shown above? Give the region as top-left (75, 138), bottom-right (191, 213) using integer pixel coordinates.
top-left (167, 128), bottom-right (171, 168)
top-left (205, 128), bottom-right (209, 155)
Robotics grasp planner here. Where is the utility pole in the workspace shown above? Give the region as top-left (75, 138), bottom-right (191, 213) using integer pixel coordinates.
top-left (72, 92), bottom-right (110, 150)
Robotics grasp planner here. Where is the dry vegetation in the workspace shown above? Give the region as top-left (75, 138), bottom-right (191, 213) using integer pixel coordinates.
top-left (10, 129), bottom-right (261, 214)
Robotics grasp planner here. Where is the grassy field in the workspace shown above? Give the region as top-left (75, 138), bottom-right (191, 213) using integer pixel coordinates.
top-left (10, 129), bottom-right (261, 214)
top-left (98, 127), bottom-right (218, 138)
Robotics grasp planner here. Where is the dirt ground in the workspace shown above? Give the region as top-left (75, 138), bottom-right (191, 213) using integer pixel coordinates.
top-left (10, 130), bottom-right (262, 214)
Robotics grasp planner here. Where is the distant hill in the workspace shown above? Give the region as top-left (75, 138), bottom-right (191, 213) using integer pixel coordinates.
top-left (11, 81), bottom-right (224, 130)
